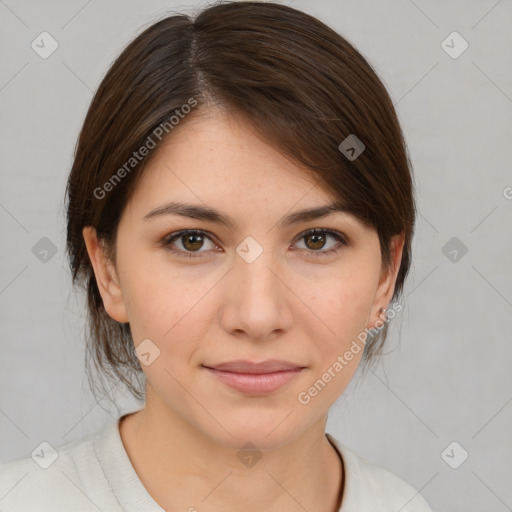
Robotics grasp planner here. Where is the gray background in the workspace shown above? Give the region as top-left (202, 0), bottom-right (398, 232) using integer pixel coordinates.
top-left (1, 1), bottom-right (511, 511)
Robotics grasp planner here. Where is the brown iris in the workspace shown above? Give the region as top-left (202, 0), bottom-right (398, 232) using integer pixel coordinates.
top-left (181, 233), bottom-right (204, 251)
top-left (304, 232), bottom-right (327, 250)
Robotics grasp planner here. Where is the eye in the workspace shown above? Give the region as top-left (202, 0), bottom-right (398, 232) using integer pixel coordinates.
top-left (162, 230), bottom-right (218, 258)
top-left (292, 228), bottom-right (348, 256)
top-left (162, 228), bottom-right (348, 259)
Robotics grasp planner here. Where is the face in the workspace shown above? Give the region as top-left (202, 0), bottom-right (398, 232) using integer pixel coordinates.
top-left (84, 109), bottom-right (403, 450)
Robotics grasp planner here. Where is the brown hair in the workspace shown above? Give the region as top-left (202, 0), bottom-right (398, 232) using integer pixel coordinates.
top-left (66, 1), bottom-right (415, 403)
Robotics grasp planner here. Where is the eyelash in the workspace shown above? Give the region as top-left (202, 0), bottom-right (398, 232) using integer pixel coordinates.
top-left (161, 228), bottom-right (348, 259)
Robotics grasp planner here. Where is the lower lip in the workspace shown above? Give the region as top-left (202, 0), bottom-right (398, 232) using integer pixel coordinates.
top-left (204, 367), bottom-right (303, 395)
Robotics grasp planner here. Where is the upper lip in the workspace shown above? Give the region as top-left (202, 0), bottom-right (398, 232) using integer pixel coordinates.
top-left (203, 360), bottom-right (305, 374)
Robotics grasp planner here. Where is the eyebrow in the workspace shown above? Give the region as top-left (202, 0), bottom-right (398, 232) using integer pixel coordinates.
top-left (142, 200), bottom-right (351, 229)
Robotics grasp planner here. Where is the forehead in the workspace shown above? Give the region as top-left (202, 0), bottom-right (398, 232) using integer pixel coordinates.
top-left (128, 110), bottom-right (337, 214)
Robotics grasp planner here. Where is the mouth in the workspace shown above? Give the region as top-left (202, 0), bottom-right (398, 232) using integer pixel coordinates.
top-left (202, 360), bottom-right (306, 395)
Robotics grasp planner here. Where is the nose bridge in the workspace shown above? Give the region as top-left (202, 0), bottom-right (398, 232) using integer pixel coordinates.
top-left (235, 235), bottom-right (281, 302)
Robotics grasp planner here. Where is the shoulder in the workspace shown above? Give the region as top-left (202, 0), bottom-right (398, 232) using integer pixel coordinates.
top-left (0, 421), bottom-right (120, 512)
top-left (326, 434), bottom-right (434, 512)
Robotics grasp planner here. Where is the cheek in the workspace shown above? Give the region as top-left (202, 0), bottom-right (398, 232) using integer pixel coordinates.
top-left (117, 250), bottom-right (218, 370)
top-left (115, 238), bottom-right (188, 331)
top-left (293, 270), bottom-right (379, 410)
top-left (305, 258), bottom-right (380, 361)
top-left (317, 264), bottom-right (378, 327)
top-left (123, 274), bottom-right (210, 347)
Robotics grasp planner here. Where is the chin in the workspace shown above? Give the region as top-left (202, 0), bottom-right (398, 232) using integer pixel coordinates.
top-left (198, 410), bottom-right (308, 452)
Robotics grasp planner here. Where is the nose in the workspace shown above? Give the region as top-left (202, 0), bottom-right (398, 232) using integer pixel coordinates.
top-left (218, 246), bottom-right (294, 342)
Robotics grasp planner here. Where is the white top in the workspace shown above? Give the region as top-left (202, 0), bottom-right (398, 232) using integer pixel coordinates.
top-left (0, 410), bottom-right (434, 511)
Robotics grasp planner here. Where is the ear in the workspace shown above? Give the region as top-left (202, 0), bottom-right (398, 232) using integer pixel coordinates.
top-left (368, 233), bottom-right (405, 327)
top-left (82, 226), bottom-right (129, 323)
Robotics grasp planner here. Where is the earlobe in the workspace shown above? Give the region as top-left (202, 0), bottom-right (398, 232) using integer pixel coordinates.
top-left (82, 226), bottom-right (129, 323)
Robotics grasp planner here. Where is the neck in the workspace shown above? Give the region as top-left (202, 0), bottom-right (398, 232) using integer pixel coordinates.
top-left (119, 394), bottom-right (343, 512)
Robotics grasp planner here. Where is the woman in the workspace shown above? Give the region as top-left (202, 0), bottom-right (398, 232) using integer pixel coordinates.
top-left (0, 1), bottom-right (433, 510)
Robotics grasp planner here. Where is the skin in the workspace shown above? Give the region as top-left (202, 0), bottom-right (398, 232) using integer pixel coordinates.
top-left (83, 108), bottom-right (404, 512)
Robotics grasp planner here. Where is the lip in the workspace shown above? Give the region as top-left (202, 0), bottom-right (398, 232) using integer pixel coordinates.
top-left (205, 359), bottom-right (304, 373)
top-left (202, 360), bottom-right (306, 395)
